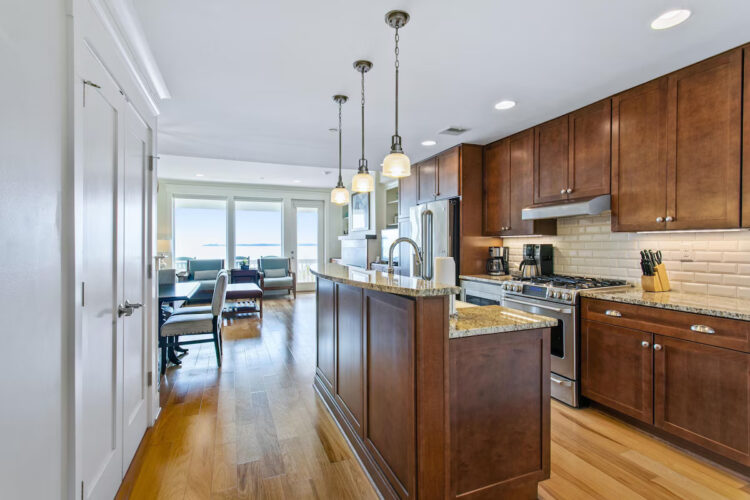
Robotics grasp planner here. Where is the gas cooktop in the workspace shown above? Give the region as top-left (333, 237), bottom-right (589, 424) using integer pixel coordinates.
top-left (502, 274), bottom-right (630, 304)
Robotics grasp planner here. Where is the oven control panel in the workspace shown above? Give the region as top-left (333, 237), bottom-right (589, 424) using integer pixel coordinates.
top-left (502, 282), bottom-right (574, 303)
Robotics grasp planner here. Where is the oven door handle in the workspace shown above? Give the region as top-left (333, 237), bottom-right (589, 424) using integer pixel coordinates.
top-left (502, 296), bottom-right (572, 314)
top-left (551, 375), bottom-right (573, 387)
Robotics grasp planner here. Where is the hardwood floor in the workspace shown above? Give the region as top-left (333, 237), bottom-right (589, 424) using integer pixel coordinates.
top-left (119, 293), bottom-right (750, 499)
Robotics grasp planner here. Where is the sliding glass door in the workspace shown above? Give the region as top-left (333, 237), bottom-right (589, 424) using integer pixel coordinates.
top-left (292, 200), bottom-right (324, 291)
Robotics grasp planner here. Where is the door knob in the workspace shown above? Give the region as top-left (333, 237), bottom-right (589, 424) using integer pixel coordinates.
top-left (125, 301), bottom-right (143, 309)
top-left (117, 304), bottom-right (134, 317)
top-left (560, 189), bottom-right (566, 194)
top-left (653, 344), bottom-right (663, 351)
top-left (656, 217), bottom-right (664, 223)
top-left (665, 216), bottom-right (674, 222)
top-left (641, 341), bottom-right (650, 348)
top-left (566, 188), bottom-right (572, 194)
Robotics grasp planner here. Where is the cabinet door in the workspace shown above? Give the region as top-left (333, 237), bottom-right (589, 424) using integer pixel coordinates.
top-left (534, 116), bottom-right (569, 204)
top-left (507, 130), bottom-right (535, 236)
top-left (666, 49), bottom-right (742, 230)
top-left (482, 139), bottom-right (510, 235)
top-left (316, 278), bottom-right (336, 391)
top-left (654, 336), bottom-right (750, 465)
top-left (612, 79), bottom-right (669, 232)
top-left (335, 284), bottom-right (364, 437)
top-left (417, 158), bottom-right (437, 204)
top-left (743, 47), bottom-right (750, 228)
top-left (568, 99), bottom-right (611, 200)
top-left (581, 320), bottom-right (653, 424)
top-left (398, 165), bottom-right (418, 219)
top-left (436, 146), bottom-right (460, 199)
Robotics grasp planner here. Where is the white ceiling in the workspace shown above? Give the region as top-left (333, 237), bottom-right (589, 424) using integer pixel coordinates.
top-left (134, 0), bottom-right (750, 178)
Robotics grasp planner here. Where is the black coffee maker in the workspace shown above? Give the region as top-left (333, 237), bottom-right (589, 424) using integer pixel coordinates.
top-left (486, 247), bottom-right (509, 276)
top-left (519, 244), bottom-right (553, 278)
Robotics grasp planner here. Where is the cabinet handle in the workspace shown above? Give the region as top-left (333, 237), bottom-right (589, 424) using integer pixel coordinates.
top-left (566, 188), bottom-right (573, 194)
top-left (690, 324), bottom-right (715, 335)
top-left (665, 216), bottom-right (674, 222)
top-left (641, 341), bottom-right (650, 348)
top-left (560, 189), bottom-right (566, 194)
top-left (656, 217), bottom-right (664, 223)
top-left (653, 344), bottom-right (663, 351)
top-left (604, 309), bottom-right (622, 317)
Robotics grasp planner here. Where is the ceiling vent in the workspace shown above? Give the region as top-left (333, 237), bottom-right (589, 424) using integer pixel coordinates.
top-left (438, 126), bottom-right (469, 136)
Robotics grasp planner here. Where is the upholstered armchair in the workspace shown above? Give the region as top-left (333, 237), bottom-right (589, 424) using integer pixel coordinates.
top-left (257, 256), bottom-right (296, 298)
top-left (185, 259), bottom-right (225, 303)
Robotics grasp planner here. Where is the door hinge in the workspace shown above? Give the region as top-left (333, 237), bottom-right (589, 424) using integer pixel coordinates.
top-left (147, 264), bottom-right (153, 280)
top-left (149, 155), bottom-right (160, 172)
top-left (81, 282), bottom-right (85, 307)
top-left (81, 480), bottom-right (84, 500)
top-left (82, 80), bottom-right (100, 108)
top-left (147, 371), bottom-right (153, 387)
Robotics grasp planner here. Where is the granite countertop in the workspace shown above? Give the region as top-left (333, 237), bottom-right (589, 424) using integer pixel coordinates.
top-left (459, 274), bottom-right (514, 285)
top-left (579, 288), bottom-right (750, 322)
top-left (310, 263), bottom-right (460, 297)
top-left (450, 301), bottom-right (558, 338)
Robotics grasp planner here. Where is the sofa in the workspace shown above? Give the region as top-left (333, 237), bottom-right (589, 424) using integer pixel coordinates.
top-left (185, 259), bottom-right (225, 303)
top-left (258, 256), bottom-right (296, 298)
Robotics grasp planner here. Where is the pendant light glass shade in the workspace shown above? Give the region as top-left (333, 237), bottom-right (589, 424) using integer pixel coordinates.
top-left (383, 11), bottom-right (411, 179)
top-left (352, 171), bottom-right (375, 193)
top-left (331, 186), bottom-right (350, 205)
top-left (330, 94), bottom-right (350, 205)
top-left (382, 152), bottom-right (411, 178)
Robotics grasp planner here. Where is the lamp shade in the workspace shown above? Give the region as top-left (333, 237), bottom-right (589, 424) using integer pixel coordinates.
top-left (382, 152), bottom-right (411, 178)
top-left (352, 172), bottom-right (375, 193)
top-left (331, 186), bottom-right (350, 205)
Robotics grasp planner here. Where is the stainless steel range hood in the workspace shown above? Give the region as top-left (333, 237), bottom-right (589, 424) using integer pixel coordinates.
top-left (521, 195), bottom-right (611, 220)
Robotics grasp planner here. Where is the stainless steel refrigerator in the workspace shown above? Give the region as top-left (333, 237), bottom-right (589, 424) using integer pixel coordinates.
top-left (407, 198), bottom-right (460, 281)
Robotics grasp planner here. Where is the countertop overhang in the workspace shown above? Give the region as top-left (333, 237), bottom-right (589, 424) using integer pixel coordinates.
top-left (450, 301), bottom-right (558, 338)
top-left (310, 263), bottom-right (461, 297)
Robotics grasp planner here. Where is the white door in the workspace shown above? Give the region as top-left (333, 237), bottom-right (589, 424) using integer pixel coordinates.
top-left (80, 73), bottom-right (123, 500)
top-left (121, 103), bottom-right (150, 468)
top-left (292, 200), bottom-right (325, 292)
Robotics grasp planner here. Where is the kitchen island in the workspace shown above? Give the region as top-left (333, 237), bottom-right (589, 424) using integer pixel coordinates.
top-left (311, 263), bottom-right (557, 499)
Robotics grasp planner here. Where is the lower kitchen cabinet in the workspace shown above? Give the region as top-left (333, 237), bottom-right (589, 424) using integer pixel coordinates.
top-left (316, 277), bottom-right (335, 392)
top-left (335, 284), bottom-right (365, 437)
top-left (581, 320), bottom-right (653, 424)
top-left (654, 335), bottom-right (750, 465)
top-left (581, 297), bottom-right (750, 470)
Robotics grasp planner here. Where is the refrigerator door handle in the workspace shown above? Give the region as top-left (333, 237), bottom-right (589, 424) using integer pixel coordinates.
top-left (421, 209), bottom-right (434, 280)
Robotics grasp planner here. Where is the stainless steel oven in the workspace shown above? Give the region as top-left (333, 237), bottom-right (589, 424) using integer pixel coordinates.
top-left (497, 293), bottom-right (578, 406)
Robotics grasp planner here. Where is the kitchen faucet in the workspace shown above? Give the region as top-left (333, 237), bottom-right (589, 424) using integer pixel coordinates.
top-left (387, 237), bottom-right (423, 278)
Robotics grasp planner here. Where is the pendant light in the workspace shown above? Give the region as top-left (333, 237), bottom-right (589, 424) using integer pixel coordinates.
top-left (330, 95), bottom-right (350, 205)
top-left (351, 60), bottom-right (375, 193)
top-left (382, 10), bottom-right (411, 178)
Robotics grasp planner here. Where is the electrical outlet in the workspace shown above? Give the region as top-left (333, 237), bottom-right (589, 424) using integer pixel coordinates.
top-left (680, 248), bottom-right (695, 262)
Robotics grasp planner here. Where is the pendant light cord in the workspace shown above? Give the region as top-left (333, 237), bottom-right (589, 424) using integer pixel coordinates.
top-left (361, 68), bottom-right (366, 162)
top-left (338, 100), bottom-right (343, 184)
top-left (394, 27), bottom-right (400, 136)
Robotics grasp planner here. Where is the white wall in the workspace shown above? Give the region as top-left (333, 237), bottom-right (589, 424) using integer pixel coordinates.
top-left (0, 1), bottom-right (68, 498)
top-left (157, 179), bottom-right (342, 266)
top-left (503, 213), bottom-right (750, 298)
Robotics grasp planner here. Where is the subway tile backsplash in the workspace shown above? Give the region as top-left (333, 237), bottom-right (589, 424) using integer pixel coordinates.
top-left (502, 213), bottom-right (750, 299)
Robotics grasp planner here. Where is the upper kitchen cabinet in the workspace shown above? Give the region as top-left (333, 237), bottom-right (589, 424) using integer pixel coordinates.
top-left (533, 116), bottom-right (569, 204)
top-left (484, 131), bottom-right (556, 237)
top-left (417, 157), bottom-right (437, 204)
top-left (436, 146), bottom-right (460, 199)
top-left (398, 164), bottom-right (418, 219)
top-left (612, 78), bottom-right (669, 232)
top-left (568, 99), bottom-right (611, 199)
top-left (743, 46), bottom-right (750, 228)
top-left (666, 49), bottom-right (742, 230)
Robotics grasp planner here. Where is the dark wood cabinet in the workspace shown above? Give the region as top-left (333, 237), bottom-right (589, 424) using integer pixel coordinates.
top-left (483, 131), bottom-right (556, 237)
top-left (612, 78), bottom-right (669, 232)
top-left (581, 320), bottom-right (653, 424)
top-left (654, 336), bottom-right (750, 466)
top-left (335, 284), bottom-right (364, 437)
top-left (482, 139), bottom-right (510, 234)
top-left (534, 115), bottom-right (569, 204)
top-left (437, 146), bottom-right (460, 199)
top-left (744, 47), bottom-right (750, 228)
top-left (398, 165), bottom-right (418, 219)
top-left (417, 157), bottom-right (437, 204)
top-left (316, 278), bottom-right (335, 391)
top-left (568, 99), bottom-right (611, 199)
top-left (666, 49), bottom-right (742, 230)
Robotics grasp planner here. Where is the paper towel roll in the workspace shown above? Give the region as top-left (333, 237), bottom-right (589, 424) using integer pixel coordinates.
top-left (434, 256), bottom-right (456, 286)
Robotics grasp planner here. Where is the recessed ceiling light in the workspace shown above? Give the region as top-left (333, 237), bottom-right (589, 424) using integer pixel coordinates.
top-left (494, 100), bottom-right (516, 110)
top-left (293, 179), bottom-right (301, 183)
top-left (195, 174), bottom-right (204, 177)
top-left (421, 140), bottom-right (437, 146)
top-left (650, 9), bottom-right (691, 30)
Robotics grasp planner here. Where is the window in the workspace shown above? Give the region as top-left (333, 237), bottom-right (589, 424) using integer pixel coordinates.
top-left (173, 197), bottom-right (227, 271)
top-left (235, 200), bottom-right (283, 268)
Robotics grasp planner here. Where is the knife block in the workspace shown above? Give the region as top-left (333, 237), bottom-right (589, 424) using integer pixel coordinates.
top-left (641, 263), bottom-right (671, 292)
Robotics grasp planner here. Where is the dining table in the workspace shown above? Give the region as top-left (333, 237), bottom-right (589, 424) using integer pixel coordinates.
top-left (158, 281), bottom-right (200, 366)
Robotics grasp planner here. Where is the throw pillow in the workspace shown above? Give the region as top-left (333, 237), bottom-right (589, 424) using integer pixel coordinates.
top-left (264, 268), bottom-right (286, 278)
top-left (194, 270), bottom-right (219, 280)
